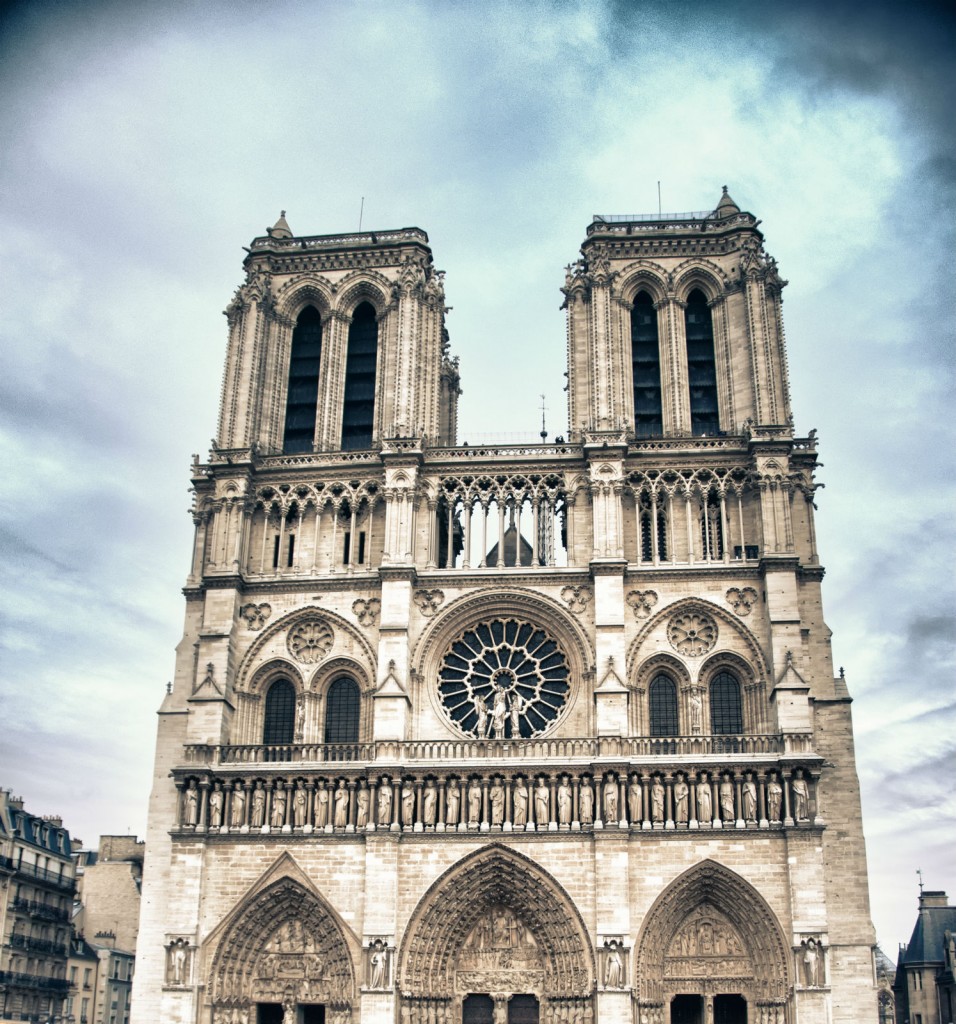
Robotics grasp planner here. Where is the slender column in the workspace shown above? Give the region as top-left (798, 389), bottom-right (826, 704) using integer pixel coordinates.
top-left (668, 494), bottom-right (677, 564)
top-left (479, 502), bottom-right (488, 568)
top-left (531, 496), bottom-right (539, 565)
top-left (234, 502), bottom-right (248, 569)
top-left (565, 494), bottom-right (576, 566)
top-left (805, 492), bottom-right (818, 562)
top-left (349, 505), bottom-right (358, 571)
top-left (665, 773), bottom-right (674, 829)
top-left (782, 482), bottom-right (795, 552)
top-left (735, 774), bottom-right (744, 827)
top-left (446, 500), bottom-right (455, 569)
top-left (330, 506), bottom-right (339, 574)
top-left (719, 490), bottom-right (729, 563)
top-left (737, 491), bottom-right (746, 558)
top-left (702, 494), bottom-right (712, 562)
top-left (641, 774), bottom-right (651, 828)
top-left (365, 501), bottom-right (374, 569)
top-left (618, 776), bottom-right (627, 827)
top-left (347, 780), bottom-right (357, 829)
top-left (497, 501), bottom-right (505, 568)
top-left (688, 776), bottom-right (698, 828)
top-left (651, 492), bottom-right (660, 565)
top-left (311, 504), bottom-right (321, 573)
top-left (480, 778), bottom-right (490, 830)
top-left (276, 508), bottom-right (286, 574)
top-left (684, 492), bottom-right (695, 564)
top-left (758, 774), bottom-right (768, 826)
top-left (197, 780), bottom-right (210, 829)
top-left (427, 498), bottom-right (438, 569)
top-left (635, 493), bottom-right (644, 564)
top-left (514, 497), bottom-right (522, 566)
top-left (462, 497), bottom-right (471, 569)
top-left (258, 509), bottom-right (270, 574)
top-left (190, 513), bottom-right (208, 581)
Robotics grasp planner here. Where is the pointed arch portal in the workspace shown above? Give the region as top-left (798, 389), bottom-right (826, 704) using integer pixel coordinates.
top-left (207, 876), bottom-right (356, 1024)
top-left (399, 846), bottom-right (594, 1024)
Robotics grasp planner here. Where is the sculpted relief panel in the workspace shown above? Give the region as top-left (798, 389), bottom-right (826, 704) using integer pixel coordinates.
top-left (455, 905), bottom-right (544, 993)
top-left (664, 908), bottom-right (751, 982)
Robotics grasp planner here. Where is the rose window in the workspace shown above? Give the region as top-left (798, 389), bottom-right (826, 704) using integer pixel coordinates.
top-left (667, 611), bottom-right (718, 657)
top-left (287, 618), bottom-right (334, 664)
top-left (438, 619), bottom-right (571, 739)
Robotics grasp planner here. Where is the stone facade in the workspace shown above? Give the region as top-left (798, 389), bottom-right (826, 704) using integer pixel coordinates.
top-left (133, 194), bottom-right (878, 1024)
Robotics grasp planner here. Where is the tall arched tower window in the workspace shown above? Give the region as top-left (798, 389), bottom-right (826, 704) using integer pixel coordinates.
top-left (263, 679), bottom-right (296, 745)
top-left (341, 302), bottom-right (378, 450)
top-left (282, 305), bottom-right (323, 454)
top-left (631, 291), bottom-right (662, 437)
top-left (324, 677), bottom-right (360, 744)
top-left (685, 289), bottom-right (719, 435)
top-left (649, 675), bottom-right (679, 736)
top-left (709, 671), bottom-right (743, 734)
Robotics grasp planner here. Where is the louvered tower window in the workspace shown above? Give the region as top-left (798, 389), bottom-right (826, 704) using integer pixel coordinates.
top-left (324, 677), bottom-right (360, 744)
top-left (282, 306), bottom-right (323, 453)
top-left (631, 291), bottom-right (663, 436)
top-left (685, 289), bottom-right (719, 435)
top-left (649, 675), bottom-right (679, 736)
top-left (341, 302), bottom-right (378, 450)
top-left (263, 679), bottom-right (296, 745)
top-left (709, 671), bottom-right (743, 734)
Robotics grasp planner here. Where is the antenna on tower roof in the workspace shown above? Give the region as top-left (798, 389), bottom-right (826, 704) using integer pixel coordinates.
top-left (917, 867), bottom-right (924, 894)
top-left (540, 394), bottom-right (548, 442)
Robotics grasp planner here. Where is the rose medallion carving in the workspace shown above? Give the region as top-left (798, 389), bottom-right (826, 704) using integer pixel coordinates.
top-left (287, 619), bottom-right (334, 664)
top-left (667, 611), bottom-right (717, 657)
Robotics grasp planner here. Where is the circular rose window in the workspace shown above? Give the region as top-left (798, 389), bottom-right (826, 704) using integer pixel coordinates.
top-left (438, 619), bottom-right (571, 739)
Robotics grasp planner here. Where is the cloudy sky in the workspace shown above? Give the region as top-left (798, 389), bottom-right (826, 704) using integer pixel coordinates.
top-left (0, 0), bottom-right (952, 950)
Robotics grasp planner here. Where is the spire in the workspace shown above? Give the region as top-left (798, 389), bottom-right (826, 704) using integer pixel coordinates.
top-left (267, 210), bottom-right (293, 239)
top-left (715, 186), bottom-right (740, 217)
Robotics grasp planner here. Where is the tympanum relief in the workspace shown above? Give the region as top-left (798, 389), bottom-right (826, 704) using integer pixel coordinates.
top-left (665, 909), bottom-right (751, 982)
top-left (455, 906), bottom-right (544, 994)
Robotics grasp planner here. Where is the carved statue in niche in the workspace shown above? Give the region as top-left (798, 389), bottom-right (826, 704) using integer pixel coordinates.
top-left (767, 773), bottom-right (782, 821)
top-left (603, 774), bottom-right (618, 822)
top-left (230, 783), bottom-right (246, 828)
top-left (445, 778), bottom-right (460, 825)
top-left (697, 773), bottom-right (712, 822)
top-left (315, 781), bottom-right (330, 828)
top-left (368, 939), bottom-right (388, 989)
top-left (378, 777), bottom-right (393, 825)
top-left (579, 777), bottom-right (594, 825)
top-left (356, 781), bottom-right (370, 828)
top-left (688, 687), bottom-right (703, 734)
top-left (603, 940), bottom-right (624, 988)
top-left (251, 781), bottom-right (266, 827)
top-left (627, 775), bottom-right (642, 823)
top-left (423, 780), bottom-right (437, 826)
top-left (489, 778), bottom-right (505, 825)
top-left (209, 783), bottom-right (224, 828)
top-left (467, 779), bottom-right (482, 824)
top-left (719, 774), bottom-right (735, 821)
top-left (166, 937), bottom-right (192, 985)
top-left (293, 783), bottom-right (308, 827)
top-left (673, 773), bottom-right (689, 824)
top-left (742, 772), bottom-right (757, 821)
top-left (184, 780), bottom-right (199, 826)
top-left (512, 779), bottom-right (529, 827)
top-left (402, 780), bottom-right (416, 826)
top-left (792, 770), bottom-right (810, 821)
top-left (271, 786), bottom-right (287, 828)
top-left (534, 778), bottom-right (550, 825)
top-left (334, 780), bottom-right (349, 828)
top-left (651, 777), bottom-right (665, 822)
top-left (801, 937), bottom-right (822, 986)
top-left (557, 776), bottom-right (572, 825)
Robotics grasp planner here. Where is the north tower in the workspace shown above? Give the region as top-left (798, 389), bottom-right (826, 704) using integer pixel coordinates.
top-left (133, 194), bottom-right (877, 1024)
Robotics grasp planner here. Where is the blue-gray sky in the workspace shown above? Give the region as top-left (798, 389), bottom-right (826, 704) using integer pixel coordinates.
top-left (0, 0), bottom-right (953, 950)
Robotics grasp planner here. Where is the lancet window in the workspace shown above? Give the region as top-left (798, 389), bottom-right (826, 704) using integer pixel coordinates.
top-left (638, 491), bottom-right (668, 563)
top-left (648, 675), bottom-right (679, 736)
top-left (632, 290), bottom-right (663, 437)
top-left (709, 671), bottom-right (743, 735)
top-left (263, 679), bottom-right (296, 745)
top-left (324, 677), bottom-right (361, 744)
top-left (685, 289), bottom-right (719, 435)
top-left (700, 491), bottom-right (724, 560)
top-left (341, 302), bottom-right (378, 450)
top-left (282, 305), bottom-right (323, 454)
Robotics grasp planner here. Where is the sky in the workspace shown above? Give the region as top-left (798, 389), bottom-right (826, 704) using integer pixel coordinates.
top-left (0, 0), bottom-right (953, 953)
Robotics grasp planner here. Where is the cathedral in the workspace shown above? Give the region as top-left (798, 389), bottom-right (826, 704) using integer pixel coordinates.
top-left (132, 191), bottom-right (878, 1024)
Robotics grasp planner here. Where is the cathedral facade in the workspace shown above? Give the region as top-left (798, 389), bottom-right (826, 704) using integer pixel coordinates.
top-left (132, 193), bottom-right (877, 1024)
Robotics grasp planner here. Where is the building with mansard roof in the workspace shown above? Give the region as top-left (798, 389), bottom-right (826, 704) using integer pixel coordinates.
top-left (893, 891), bottom-right (956, 1024)
top-left (132, 192), bottom-right (878, 1024)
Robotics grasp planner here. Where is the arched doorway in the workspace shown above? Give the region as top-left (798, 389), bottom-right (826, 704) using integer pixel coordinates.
top-left (205, 876), bottom-right (356, 1024)
top-left (634, 861), bottom-right (791, 1024)
top-left (398, 845), bottom-right (594, 1024)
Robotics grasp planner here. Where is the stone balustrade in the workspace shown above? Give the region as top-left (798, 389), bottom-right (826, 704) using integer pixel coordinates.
top-left (173, 763), bottom-right (821, 835)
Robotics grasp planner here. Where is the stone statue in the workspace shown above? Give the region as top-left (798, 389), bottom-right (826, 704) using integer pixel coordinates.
top-left (491, 687), bottom-right (508, 738)
top-left (512, 778), bottom-right (529, 827)
top-left (603, 775), bottom-right (618, 823)
top-left (282, 997), bottom-right (296, 1024)
top-left (489, 779), bottom-right (505, 825)
top-left (369, 945), bottom-right (386, 988)
top-left (251, 781), bottom-right (266, 827)
top-left (719, 774), bottom-right (734, 821)
top-left (742, 772), bottom-right (757, 821)
top-left (557, 776), bottom-right (572, 825)
top-left (792, 769), bottom-right (810, 820)
top-left (473, 693), bottom-right (489, 738)
top-left (334, 780), bottom-right (349, 828)
top-left (651, 777), bottom-right (665, 822)
top-left (230, 784), bottom-right (245, 828)
top-left (627, 776), bottom-right (642, 823)
top-left (422, 781), bottom-right (437, 825)
top-left (579, 778), bottom-right (594, 825)
top-left (689, 687), bottom-right (703, 733)
top-left (356, 782), bottom-right (370, 828)
top-left (184, 781), bottom-right (199, 826)
top-left (767, 773), bottom-right (783, 821)
top-left (378, 778), bottom-right (393, 825)
top-left (445, 778), bottom-right (460, 826)
top-left (271, 787), bottom-right (287, 828)
top-left (209, 784), bottom-right (223, 828)
top-left (315, 782), bottom-right (330, 827)
top-left (402, 780), bottom-right (416, 826)
top-left (604, 942), bottom-right (624, 987)
top-left (697, 773), bottom-right (712, 822)
top-left (509, 691), bottom-right (526, 736)
top-left (168, 939), bottom-right (189, 985)
top-left (803, 937), bottom-right (820, 986)
top-left (534, 778), bottom-right (550, 825)
top-left (293, 784), bottom-right (308, 827)
top-left (467, 779), bottom-right (482, 824)
top-left (674, 774), bottom-right (689, 824)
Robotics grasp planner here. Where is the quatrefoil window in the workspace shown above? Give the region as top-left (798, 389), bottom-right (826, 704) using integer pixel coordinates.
top-left (667, 611), bottom-right (718, 657)
top-left (438, 619), bottom-right (570, 739)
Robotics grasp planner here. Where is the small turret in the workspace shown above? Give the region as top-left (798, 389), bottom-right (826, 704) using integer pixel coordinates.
top-left (267, 210), bottom-right (293, 239)
top-left (715, 185), bottom-right (740, 218)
